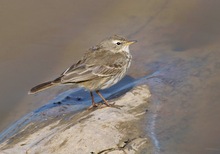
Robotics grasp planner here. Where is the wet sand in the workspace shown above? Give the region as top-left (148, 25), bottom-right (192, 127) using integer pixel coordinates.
top-left (1, 0), bottom-right (220, 153)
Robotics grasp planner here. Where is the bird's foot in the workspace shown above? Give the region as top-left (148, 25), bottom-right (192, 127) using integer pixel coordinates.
top-left (100, 102), bottom-right (124, 109)
top-left (87, 102), bottom-right (124, 110)
top-left (87, 103), bottom-right (100, 110)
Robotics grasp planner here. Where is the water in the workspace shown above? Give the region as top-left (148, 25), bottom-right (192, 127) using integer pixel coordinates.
top-left (1, 0), bottom-right (220, 153)
top-left (145, 49), bottom-right (220, 153)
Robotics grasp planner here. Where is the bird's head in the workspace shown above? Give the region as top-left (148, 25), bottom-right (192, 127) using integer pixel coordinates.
top-left (99, 35), bottom-right (137, 53)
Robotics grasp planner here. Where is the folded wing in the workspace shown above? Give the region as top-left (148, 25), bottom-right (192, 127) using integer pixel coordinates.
top-left (60, 50), bottom-right (126, 83)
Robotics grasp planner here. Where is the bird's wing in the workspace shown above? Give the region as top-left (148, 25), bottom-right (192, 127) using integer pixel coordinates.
top-left (60, 51), bottom-right (126, 83)
top-left (91, 64), bottom-right (123, 76)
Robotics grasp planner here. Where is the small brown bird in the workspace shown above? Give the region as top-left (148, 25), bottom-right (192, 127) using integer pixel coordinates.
top-left (29, 35), bottom-right (136, 108)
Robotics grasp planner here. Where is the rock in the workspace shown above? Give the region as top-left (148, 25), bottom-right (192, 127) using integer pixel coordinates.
top-left (0, 85), bottom-right (152, 154)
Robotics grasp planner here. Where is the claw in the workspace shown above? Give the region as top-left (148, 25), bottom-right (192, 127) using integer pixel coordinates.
top-left (87, 103), bottom-right (99, 110)
top-left (98, 102), bottom-right (123, 109)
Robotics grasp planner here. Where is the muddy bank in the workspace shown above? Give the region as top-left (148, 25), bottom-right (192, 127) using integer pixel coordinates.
top-left (0, 85), bottom-right (152, 154)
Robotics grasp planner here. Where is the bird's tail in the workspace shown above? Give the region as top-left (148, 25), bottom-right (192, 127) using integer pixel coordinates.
top-left (28, 77), bottom-right (62, 94)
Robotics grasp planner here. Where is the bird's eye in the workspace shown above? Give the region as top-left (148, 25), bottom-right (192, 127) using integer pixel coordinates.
top-left (116, 42), bottom-right (121, 45)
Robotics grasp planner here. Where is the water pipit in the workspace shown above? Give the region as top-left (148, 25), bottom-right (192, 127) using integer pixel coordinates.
top-left (29, 35), bottom-right (136, 109)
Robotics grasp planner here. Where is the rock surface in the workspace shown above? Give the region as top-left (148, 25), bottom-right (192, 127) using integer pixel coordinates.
top-left (0, 85), bottom-right (152, 154)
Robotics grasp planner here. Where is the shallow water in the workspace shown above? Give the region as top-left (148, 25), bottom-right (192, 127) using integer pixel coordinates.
top-left (1, 0), bottom-right (220, 153)
top-left (145, 49), bottom-right (220, 153)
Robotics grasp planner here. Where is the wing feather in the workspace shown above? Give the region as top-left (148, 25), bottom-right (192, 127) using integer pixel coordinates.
top-left (60, 50), bottom-right (126, 83)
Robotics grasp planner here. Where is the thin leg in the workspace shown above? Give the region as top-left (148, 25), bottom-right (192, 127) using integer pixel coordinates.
top-left (95, 90), bottom-right (122, 109)
top-left (90, 91), bottom-right (96, 106)
top-left (87, 92), bottom-right (99, 110)
top-left (90, 92), bottom-right (98, 107)
top-left (95, 90), bottom-right (110, 106)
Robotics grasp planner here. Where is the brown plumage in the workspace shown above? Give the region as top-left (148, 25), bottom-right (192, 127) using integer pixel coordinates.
top-left (29, 35), bottom-right (136, 108)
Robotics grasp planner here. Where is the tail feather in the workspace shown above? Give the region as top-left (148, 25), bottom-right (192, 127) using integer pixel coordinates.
top-left (28, 81), bottom-right (56, 94)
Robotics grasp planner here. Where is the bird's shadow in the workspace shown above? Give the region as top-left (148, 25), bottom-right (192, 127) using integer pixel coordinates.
top-left (0, 75), bottom-right (136, 143)
top-left (34, 75), bottom-right (136, 114)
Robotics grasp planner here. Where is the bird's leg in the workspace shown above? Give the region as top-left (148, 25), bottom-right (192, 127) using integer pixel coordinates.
top-left (95, 90), bottom-right (124, 109)
top-left (95, 90), bottom-right (111, 106)
top-left (90, 92), bottom-right (96, 106)
top-left (92, 90), bottom-right (123, 109)
top-left (87, 92), bottom-right (98, 110)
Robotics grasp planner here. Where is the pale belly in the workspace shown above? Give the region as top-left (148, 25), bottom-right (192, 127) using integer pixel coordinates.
top-left (101, 57), bottom-right (132, 89)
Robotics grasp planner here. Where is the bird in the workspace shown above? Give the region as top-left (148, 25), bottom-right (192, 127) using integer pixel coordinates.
top-left (29, 35), bottom-right (136, 109)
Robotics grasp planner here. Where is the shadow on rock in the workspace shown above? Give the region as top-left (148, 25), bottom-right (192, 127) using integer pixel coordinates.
top-left (0, 75), bottom-right (136, 144)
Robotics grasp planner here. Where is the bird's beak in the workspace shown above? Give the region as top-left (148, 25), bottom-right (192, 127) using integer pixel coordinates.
top-left (126, 40), bottom-right (137, 45)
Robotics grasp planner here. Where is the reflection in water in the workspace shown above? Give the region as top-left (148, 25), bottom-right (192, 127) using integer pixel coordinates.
top-left (1, 0), bottom-right (220, 153)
